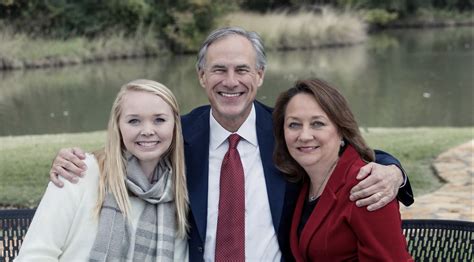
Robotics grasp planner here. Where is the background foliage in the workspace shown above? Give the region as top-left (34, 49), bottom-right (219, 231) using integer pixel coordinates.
top-left (0, 0), bottom-right (238, 52)
top-left (242, 0), bottom-right (473, 14)
top-left (0, 0), bottom-right (471, 52)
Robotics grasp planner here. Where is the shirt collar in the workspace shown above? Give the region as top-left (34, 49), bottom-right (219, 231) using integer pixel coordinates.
top-left (209, 104), bottom-right (258, 150)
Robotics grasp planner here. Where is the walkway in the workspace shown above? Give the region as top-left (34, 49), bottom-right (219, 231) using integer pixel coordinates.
top-left (400, 140), bottom-right (473, 221)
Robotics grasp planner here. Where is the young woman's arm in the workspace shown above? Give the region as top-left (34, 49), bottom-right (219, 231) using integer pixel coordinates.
top-left (15, 154), bottom-right (99, 261)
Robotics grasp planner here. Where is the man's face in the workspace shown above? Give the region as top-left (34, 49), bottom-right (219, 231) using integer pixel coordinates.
top-left (198, 35), bottom-right (265, 131)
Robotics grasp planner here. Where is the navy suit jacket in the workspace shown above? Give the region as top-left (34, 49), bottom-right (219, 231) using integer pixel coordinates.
top-left (181, 101), bottom-right (413, 262)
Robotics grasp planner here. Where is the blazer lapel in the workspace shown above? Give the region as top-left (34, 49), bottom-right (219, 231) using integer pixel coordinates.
top-left (183, 109), bottom-right (210, 244)
top-left (298, 180), bottom-right (339, 259)
top-left (299, 146), bottom-right (359, 259)
top-left (254, 101), bottom-right (287, 232)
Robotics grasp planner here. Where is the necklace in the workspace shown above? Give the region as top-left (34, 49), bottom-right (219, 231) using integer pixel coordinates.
top-left (308, 158), bottom-right (339, 201)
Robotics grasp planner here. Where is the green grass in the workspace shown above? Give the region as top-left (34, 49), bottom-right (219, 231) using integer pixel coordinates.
top-left (0, 127), bottom-right (472, 207)
top-left (0, 132), bottom-right (105, 207)
top-left (362, 127), bottom-right (473, 196)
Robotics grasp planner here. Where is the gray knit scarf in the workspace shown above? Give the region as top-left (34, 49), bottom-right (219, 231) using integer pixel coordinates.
top-left (89, 154), bottom-right (176, 262)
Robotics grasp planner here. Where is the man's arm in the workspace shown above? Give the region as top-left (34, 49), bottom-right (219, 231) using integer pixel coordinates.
top-left (50, 147), bottom-right (87, 187)
top-left (349, 150), bottom-right (414, 211)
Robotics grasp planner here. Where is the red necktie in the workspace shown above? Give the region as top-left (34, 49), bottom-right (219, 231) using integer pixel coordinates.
top-left (215, 134), bottom-right (245, 261)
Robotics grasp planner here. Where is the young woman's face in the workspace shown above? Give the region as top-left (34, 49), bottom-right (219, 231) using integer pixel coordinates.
top-left (118, 91), bottom-right (175, 168)
top-left (283, 93), bottom-right (341, 172)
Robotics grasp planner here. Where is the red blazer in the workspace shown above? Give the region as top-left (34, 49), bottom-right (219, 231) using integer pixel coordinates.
top-left (290, 145), bottom-right (413, 261)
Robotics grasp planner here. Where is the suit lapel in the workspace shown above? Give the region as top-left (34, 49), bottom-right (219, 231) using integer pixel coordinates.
top-left (255, 102), bottom-right (287, 233)
top-left (184, 109), bottom-right (210, 244)
top-left (290, 183), bottom-right (309, 262)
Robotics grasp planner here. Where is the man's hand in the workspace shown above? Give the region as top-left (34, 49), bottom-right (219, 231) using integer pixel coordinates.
top-left (349, 163), bottom-right (403, 211)
top-left (50, 147), bottom-right (87, 187)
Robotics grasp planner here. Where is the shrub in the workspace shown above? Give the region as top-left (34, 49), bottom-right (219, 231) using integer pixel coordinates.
top-left (361, 8), bottom-right (399, 26)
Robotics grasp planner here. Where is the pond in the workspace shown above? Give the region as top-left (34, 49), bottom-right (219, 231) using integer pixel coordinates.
top-left (0, 27), bottom-right (472, 136)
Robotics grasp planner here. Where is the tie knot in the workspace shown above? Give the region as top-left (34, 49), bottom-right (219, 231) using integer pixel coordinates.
top-left (228, 134), bottom-right (241, 149)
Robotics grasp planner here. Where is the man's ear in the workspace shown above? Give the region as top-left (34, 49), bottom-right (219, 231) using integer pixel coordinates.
top-left (256, 68), bottom-right (265, 88)
top-left (197, 69), bottom-right (206, 88)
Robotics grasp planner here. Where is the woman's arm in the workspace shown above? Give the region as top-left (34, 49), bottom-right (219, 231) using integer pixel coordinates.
top-left (15, 183), bottom-right (78, 260)
top-left (347, 165), bottom-right (413, 261)
top-left (15, 155), bottom-right (97, 261)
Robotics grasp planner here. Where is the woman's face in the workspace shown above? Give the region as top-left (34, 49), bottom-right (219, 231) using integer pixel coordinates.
top-left (283, 93), bottom-right (341, 172)
top-left (118, 91), bottom-right (175, 169)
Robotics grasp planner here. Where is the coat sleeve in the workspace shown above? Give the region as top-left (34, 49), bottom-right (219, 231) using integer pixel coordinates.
top-left (15, 155), bottom-right (97, 261)
top-left (347, 166), bottom-right (413, 261)
top-left (374, 149), bottom-right (414, 206)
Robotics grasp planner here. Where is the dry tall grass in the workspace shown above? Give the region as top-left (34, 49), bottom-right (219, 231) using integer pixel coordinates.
top-left (218, 7), bottom-right (367, 50)
top-left (0, 25), bottom-right (166, 70)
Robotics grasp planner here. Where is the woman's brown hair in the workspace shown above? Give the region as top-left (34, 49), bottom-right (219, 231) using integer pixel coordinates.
top-left (273, 78), bottom-right (375, 182)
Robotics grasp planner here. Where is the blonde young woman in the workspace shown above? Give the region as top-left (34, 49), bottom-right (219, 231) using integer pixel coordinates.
top-left (16, 79), bottom-right (189, 261)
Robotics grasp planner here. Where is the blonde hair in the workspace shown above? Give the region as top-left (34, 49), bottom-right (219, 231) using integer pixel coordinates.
top-left (94, 79), bottom-right (189, 237)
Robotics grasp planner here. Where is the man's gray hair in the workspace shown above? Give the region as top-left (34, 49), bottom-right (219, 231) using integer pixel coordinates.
top-left (196, 27), bottom-right (267, 71)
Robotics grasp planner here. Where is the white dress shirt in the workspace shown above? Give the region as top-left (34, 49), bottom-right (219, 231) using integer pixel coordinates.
top-left (203, 105), bottom-right (282, 261)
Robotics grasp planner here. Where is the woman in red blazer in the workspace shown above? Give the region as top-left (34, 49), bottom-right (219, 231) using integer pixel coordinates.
top-left (272, 79), bottom-right (413, 261)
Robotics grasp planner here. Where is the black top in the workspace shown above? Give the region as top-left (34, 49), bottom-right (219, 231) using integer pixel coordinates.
top-left (297, 197), bottom-right (320, 238)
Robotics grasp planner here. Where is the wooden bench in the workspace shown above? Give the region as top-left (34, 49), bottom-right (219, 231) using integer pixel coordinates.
top-left (1, 209), bottom-right (473, 260)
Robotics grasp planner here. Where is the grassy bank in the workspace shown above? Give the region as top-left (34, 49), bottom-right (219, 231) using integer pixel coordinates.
top-left (0, 132), bottom-right (105, 207)
top-left (363, 127), bottom-right (473, 198)
top-left (218, 9), bottom-right (367, 50)
top-left (0, 127), bottom-right (472, 208)
top-left (0, 26), bottom-right (167, 70)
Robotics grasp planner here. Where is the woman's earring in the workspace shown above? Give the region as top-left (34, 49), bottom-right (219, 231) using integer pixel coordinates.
top-left (340, 139), bottom-right (345, 147)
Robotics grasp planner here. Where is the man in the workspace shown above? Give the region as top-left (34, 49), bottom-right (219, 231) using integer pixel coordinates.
top-left (50, 27), bottom-right (413, 261)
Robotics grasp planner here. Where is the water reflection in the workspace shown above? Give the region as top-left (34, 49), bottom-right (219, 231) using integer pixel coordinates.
top-left (0, 27), bottom-right (472, 136)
